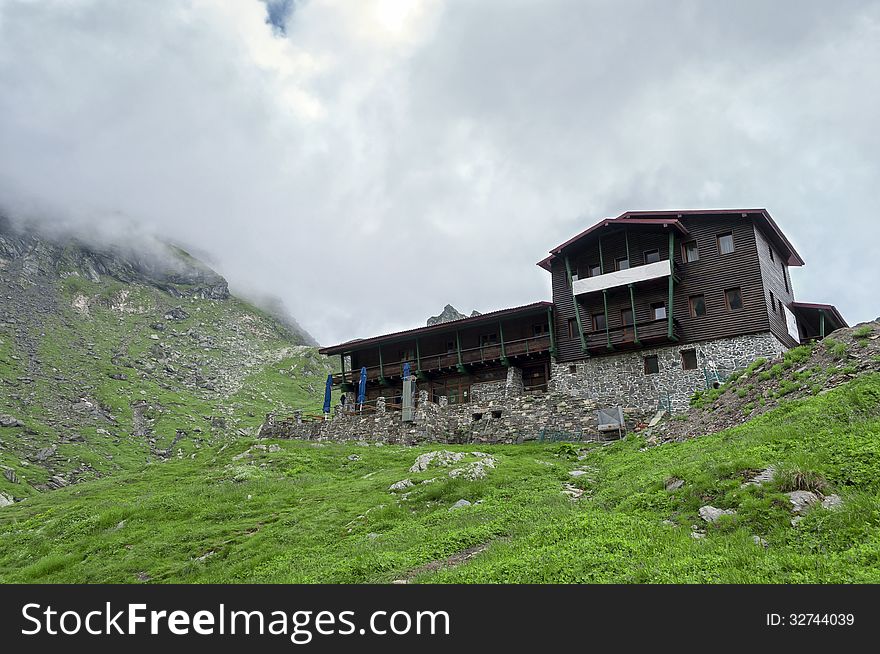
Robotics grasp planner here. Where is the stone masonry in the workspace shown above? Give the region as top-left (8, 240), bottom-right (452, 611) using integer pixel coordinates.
top-left (549, 331), bottom-right (788, 412)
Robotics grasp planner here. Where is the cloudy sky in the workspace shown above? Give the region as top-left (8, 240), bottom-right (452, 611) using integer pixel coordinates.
top-left (1, 0), bottom-right (878, 345)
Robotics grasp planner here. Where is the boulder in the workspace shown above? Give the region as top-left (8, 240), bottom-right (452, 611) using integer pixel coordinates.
top-left (786, 490), bottom-right (820, 514)
top-left (569, 470), bottom-right (588, 478)
top-left (665, 478), bottom-right (685, 491)
top-left (699, 505), bottom-right (736, 523)
top-left (0, 492), bottom-right (13, 507)
top-left (821, 494), bottom-right (843, 510)
top-left (0, 415), bottom-right (23, 428)
top-left (449, 499), bottom-right (472, 511)
top-left (409, 450), bottom-right (464, 473)
top-left (389, 479), bottom-right (414, 492)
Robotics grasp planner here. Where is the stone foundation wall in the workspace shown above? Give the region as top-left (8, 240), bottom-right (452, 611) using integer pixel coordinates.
top-left (549, 331), bottom-right (787, 412)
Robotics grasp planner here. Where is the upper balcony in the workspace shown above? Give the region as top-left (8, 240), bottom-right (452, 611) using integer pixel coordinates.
top-left (572, 259), bottom-right (673, 297)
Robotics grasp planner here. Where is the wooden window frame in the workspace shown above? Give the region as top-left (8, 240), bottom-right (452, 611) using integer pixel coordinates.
top-left (680, 348), bottom-right (698, 370)
top-left (682, 239), bottom-right (700, 263)
top-left (650, 301), bottom-right (666, 320)
top-left (644, 248), bottom-right (661, 264)
top-left (717, 231), bottom-right (735, 255)
top-left (567, 318), bottom-right (577, 339)
top-left (689, 294), bottom-right (706, 318)
top-left (592, 312), bottom-right (607, 332)
top-left (724, 287), bottom-right (744, 312)
top-left (769, 290), bottom-right (776, 313)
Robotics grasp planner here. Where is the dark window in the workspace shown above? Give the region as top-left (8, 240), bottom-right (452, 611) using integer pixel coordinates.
top-left (768, 245), bottom-right (775, 262)
top-left (681, 349), bottom-right (698, 370)
top-left (782, 264), bottom-right (789, 292)
top-left (689, 294), bottom-right (706, 317)
top-left (644, 355), bottom-right (660, 375)
top-left (725, 287), bottom-right (743, 311)
top-left (769, 290), bottom-right (776, 312)
top-left (644, 249), bottom-right (661, 264)
top-left (567, 318), bottom-right (577, 339)
top-left (446, 340), bottom-right (456, 353)
top-left (480, 333), bottom-right (498, 346)
top-left (779, 299), bottom-right (784, 315)
top-left (621, 308), bottom-right (634, 325)
top-left (532, 323), bottom-right (549, 336)
top-left (589, 263), bottom-right (602, 277)
top-left (593, 312), bottom-right (607, 331)
top-left (568, 365), bottom-right (577, 374)
top-left (616, 257), bottom-right (630, 271)
top-left (491, 410), bottom-right (502, 419)
top-left (650, 302), bottom-right (666, 320)
top-left (717, 232), bottom-right (735, 255)
top-left (682, 240), bottom-right (700, 263)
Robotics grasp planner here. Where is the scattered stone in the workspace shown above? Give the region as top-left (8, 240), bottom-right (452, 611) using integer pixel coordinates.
top-left (267, 444), bottom-right (281, 453)
top-left (665, 478), bottom-right (685, 491)
top-left (347, 454), bottom-right (360, 461)
top-left (449, 499), bottom-right (472, 511)
top-left (699, 505), bottom-right (736, 523)
top-left (690, 530), bottom-right (706, 539)
top-left (0, 492), bottom-right (13, 507)
top-left (562, 483), bottom-right (585, 500)
top-left (35, 446), bottom-right (57, 462)
top-left (742, 466), bottom-right (776, 487)
top-left (448, 456), bottom-right (496, 481)
top-left (136, 572), bottom-right (151, 582)
top-left (752, 535), bottom-right (769, 548)
top-left (389, 479), bottom-right (414, 492)
top-left (821, 494), bottom-right (843, 510)
top-left (410, 450), bottom-right (464, 473)
top-left (661, 519), bottom-right (676, 526)
top-left (0, 415), bottom-right (23, 428)
top-left (3, 468), bottom-right (17, 483)
top-left (164, 307), bottom-right (189, 321)
top-left (391, 579), bottom-right (409, 585)
top-left (568, 470), bottom-right (588, 478)
top-left (786, 490), bottom-right (820, 514)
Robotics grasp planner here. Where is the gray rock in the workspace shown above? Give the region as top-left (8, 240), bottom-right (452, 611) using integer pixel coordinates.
top-left (389, 479), bottom-right (414, 492)
top-left (267, 444), bottom-right (281, 453)
top-left (699, 505), bottom-right (736, 523)
top-left (742, 466), bottom-right (776, 487)
top-left (690, 530), bottom-right (706, 539)
top-left (665, 478), bottom-right (685, 491)
top-left (347, 454), bottom-right (360, 461)
top-left (821, 494), bottom-right (843, 510)
top-left (752, 535), bottom-right (769, 548)
top-left (0, 492), bottom-right (13, 507)
top-left (569, 470), bottom-right (588, 478)
top-left (449, 499), bottom-right (472, 511)
top-left (3, 468), bottom-right (17, 483)
top-left (786, 490), bottom-right (820, 514)
top-left (0, 415), bottom-right (23, 428)
top-left (410, 450), bottom-right (464, 472)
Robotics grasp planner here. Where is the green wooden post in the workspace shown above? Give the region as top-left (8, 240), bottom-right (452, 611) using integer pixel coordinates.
top-left (564, 255), bottom-right (588, 353)
top-left (819, 310), bottom-right (826, 338)
top-left (415, 337), bottom-right (421, 372)
top-left (340, 354), bottom-right (346, 383)
top-left (455, 330), bottom-right (466, 374)
top-left (624, 231), bottom-right (631, 263)
top-left (603, 290), bottom-right (612, 350)
top-left (378, 345), bottom-right (387, 385)
top-left (547, 306), bottom-right (557, 359)
top-left (667, 231), bottom-right (675, 340)
top-left (598, 237), bottom-right (605, 274)
top-left (499, 320), bottom-right (509, 366)
top-left (628, 284), bottom-right (639, 344)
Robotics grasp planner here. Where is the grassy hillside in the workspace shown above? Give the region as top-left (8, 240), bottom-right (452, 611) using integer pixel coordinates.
top-left (0, 255), bottom-right (332, 500)
top-left (2, 372), bottom-right (878, 583)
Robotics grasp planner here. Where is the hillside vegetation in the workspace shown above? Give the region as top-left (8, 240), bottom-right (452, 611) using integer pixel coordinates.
top-left (1, 370), bottom-right (878, 583)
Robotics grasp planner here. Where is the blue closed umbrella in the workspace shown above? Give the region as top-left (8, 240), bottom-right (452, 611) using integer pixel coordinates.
top-left (358, 367), bottom-right (367, 409)
top-left (403, 362), bottom-right (411, 380)
top-left (323, 374), bottom-right (332, 415)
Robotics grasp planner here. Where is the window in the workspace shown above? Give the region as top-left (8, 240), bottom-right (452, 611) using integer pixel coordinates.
top-left (717, 232), bottom-right (735, 255)
top-left (446, 340), bottom-right (456, 354)
top-left (567, 318), bottom-right (577, 339)
top-left (682, 240), bottom-right (700, 263)
top-left (769, 290), bottom-right (776, 312)
top-left (650, 302), bottom-right (666, 320)
top-left (644, 249), bottom-right (661, 264)
top-left (479, 333), bottom-right (498, 346)
top-left (621, 308), bottom-right (634, 326)
top-left (644, 355), bottom-right (659, 375)
top-left (781, 264), bottom-right (789, 292)
top-left (681, 349), bottom-right (698, 370)
top-left (779, 299), bottom-right (784, 315)
top-left (532, 323), bottom-right (549, 336)
top-left (768, 245), bottom-right (775, 262)
top-left (689, 294), bottom-right (706, 317)
top-left (725, 287), bottom-right (743, 311)
top-left (616, 256), bottom-right (630, 271)
top-left (589, 263), bottom-right (602, 277)
top-left (398, 348), bottom-right (414, 362)
top-left (568, 365), bottom-right (577, 374)
top-left (592, 312), bottom-right (607, 331)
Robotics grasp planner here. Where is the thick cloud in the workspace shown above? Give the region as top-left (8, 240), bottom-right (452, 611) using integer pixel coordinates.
top-left (1, 0), bottom-right (878, 345)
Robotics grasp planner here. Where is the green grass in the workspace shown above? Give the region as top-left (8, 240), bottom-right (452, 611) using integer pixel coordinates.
top-left (3, 373), bottom-right (880, 583)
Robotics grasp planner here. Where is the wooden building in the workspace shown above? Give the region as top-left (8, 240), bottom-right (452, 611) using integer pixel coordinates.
top-left (320, 209), bottom-right (846, 410)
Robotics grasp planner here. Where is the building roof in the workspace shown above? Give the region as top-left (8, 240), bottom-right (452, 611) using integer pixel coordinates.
top-left (318, 301), bottom-right (553, 355)
top-left (789, 302), bottom-right (848, 329)
top-left (537, 208), bottom-right (806, 271)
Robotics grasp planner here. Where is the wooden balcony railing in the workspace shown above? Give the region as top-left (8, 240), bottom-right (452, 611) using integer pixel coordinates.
top-left (333, 334), bottom-right (552, 385)
top-left (584, 318), bottom-right (680, 353)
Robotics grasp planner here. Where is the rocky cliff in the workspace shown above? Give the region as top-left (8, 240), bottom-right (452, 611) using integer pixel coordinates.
top-left (427, 304), bottom-right (481, 326)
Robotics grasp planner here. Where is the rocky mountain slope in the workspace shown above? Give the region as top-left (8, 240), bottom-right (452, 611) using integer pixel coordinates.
top-left (426, 304), bottom-right (481, 326)
top-left (647, 320), bottom-right (880, 443)
top-left (0, 217), bottom-right (333, 501)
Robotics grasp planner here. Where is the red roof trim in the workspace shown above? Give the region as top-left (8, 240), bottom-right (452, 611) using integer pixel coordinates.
top-left (319, 301), bottom-right (553, 355)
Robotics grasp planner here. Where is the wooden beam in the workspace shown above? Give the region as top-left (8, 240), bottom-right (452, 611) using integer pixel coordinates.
top-left (455, 330), bottom-right (466, 374)
top-left (564, 255), bottom-right (588, 353)
top-left (628, 283), bottom-right (639, 344)
top-left (499, 320), bottom-right (510, 366)
top-left (547, 306), bottom-right (558, 360)
top-left (820, 310), bottom-right (826, 339)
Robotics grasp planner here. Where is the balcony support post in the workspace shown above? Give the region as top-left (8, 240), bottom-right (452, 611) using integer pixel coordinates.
top-left (602, 290), bottom-right (613, 350)
top-left (598, 237), bottom-right (605, 274)
top-left (628, 283), bottom-right (640, 344)
top-left (667, 231), bottom-right (675, 340)
top-left (547, 306), bottom-right (558, 360)
top-left (455, 330), bottom-right (467, 374)
top-left (499, 321), bottom-right (510, 367)
top-left (625, 231), bottom-right (631, 263)
top-left (340, 354), bottom-right (346, 383)
top-left (564, 254), bottom-right (588, 354)
top-left (819, 310), bottom-right (826, 338)
top-left (378, 346), bottom-right (388, 386)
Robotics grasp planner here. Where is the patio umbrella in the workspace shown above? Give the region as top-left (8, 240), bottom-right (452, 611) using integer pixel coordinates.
top-left (323, 374), bottom-right (332, 415)
top-left (358, 366), bottom-right (367, 410)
